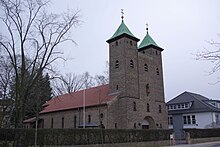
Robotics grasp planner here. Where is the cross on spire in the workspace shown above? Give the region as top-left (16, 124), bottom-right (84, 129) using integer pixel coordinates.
top-left (146, 23), bottom-right (149, 34)
top-left (121, 9), bottom-right (124, 20)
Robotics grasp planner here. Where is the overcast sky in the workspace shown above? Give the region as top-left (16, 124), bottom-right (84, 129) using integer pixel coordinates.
top-left (50, 0), bottom-right (220, 102)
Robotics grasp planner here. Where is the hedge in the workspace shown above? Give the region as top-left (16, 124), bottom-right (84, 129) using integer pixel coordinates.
top-left (0, 128), bottom-right (171, 146)
top-left (184, 128), bottom-right (220, 138)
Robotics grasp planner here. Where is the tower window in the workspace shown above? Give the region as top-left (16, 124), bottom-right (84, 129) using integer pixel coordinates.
top-left (88, 115), bottom-right (91, 123)
top-left (115, 60), bottom-right (119, 68)
top-left (144, 64), bottom-right (148, 72)
top-left (146, 84), bottom-right (150, 96)
top-left (159, 105), bottom-right (162, 113)
top-left (156, 50), bottom-right (158, 55)
top-left (142, 51), bottom-right (145, 54)
top-left (116, 85), bottom-right (119, 90)
top-left (130, 40), bottom-right (133, 46)
top-left (130, 60), bottom-right (134, 68)
top-left (133, 101), bottom-right (137, 111)
top-left (116, 41), bottom-right (118, 46)
top-left (62, 117), bottom-right (64, 128)
top-left (147, 103), bottom-right (150, 112)
top-left (74, 116), bottom-right (77, 128)
top-left (156, 68), bottom-right (159, 75)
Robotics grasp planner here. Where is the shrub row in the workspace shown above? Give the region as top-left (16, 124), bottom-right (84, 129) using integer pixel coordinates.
top-left (0, 128), bottom-right (171, 146)
top-left (184, 128), bottom-right (220, 138)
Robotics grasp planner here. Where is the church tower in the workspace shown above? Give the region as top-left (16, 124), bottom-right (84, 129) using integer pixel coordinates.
top-left (106, 13), bottom-right (167, 129)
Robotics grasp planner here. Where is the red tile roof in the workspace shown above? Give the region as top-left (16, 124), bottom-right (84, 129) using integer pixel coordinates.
top-left (40, 84), bottom-right (118, 114)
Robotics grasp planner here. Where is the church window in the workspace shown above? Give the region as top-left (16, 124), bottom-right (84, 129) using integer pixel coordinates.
top-left (115, 123), bottom-right (117, 129)
top-left (51, 118), bottom-right (53, 128)
top-left (88, 115), bottom-right (91, 123)
top-left (62, 117), bottom-right (64, 128)
top-left (100, 113), bottom-right (104, 119)
top-left (74, 116), bottom-right (77, 128)
top-left (146, 84), bottom-right (150, 96)
top-left (144, 64), bottom-right (148, 71)
top-left (116, 85), bottom-right (119, 90)
top-left (147, 103), bottom-right (150, 112)
top-left (115, 60), bottom-right (119, 68)
top-left (116, 41), bottom-right (118, 46)
top-left (130, 40), bottom-right (133, 46)
top-left (156, 68), bottom-right (159, 75)
top-left (134, 123), bottom-right (137, 128)
top-left (133, 102), bottom-right (137, 111)
top-left (159, 105), bottom-right (162, 113)
top-left (130, 60), bottom-right (134, 68)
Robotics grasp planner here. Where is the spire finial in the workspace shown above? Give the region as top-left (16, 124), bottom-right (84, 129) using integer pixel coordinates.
top-left (121, 9), bottom-right (124, 20)
top-left (146, 23), bottom-right (149, 34)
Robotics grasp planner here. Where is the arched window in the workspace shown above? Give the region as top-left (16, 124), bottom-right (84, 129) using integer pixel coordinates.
top-left (159, 105), bottom-right (162, 113)
top-left (116, 41), bottom-right (118, 46)
top-left (74, 116), bottom-right (77, 128)
top-left (134, 123), bottom-right (137, 128)
top-left (130, 60), bottom-right (134, 68)
top-left (130, 40), bottom-right (133, 46)
top-left (133, 101), bottom-right (137, 111)
top-left (147, 103), bottom-right (150, 112)
top-left (146, 84), bottom-right (150, 96)
top-left (62, 117), bottom-right (64, 128)
top-left (115, 60), bottom-right (119, 68)
top-left (88, 115), bottom-right (91, 123)
top-left (144, 64), bottom-right (148, 72)
top-left (156, 68), bottom-right (159, 75)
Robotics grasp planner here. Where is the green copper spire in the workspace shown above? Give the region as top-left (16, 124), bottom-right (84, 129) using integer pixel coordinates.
top-left (138, 32), bottom-right (160, 49)
top-left (107, 10), bottom-right (139, 43)
top-left (138, 25), bottom-right (162, 50)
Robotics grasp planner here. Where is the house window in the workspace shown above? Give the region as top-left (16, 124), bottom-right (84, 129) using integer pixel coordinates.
top-left (144, 64), bottom-right (148, 72)
top-left (133, 102), bottom-right (137, 111)
top-left (147, 103), bottom-right (150, 112)
top-left (115, 123), bottom-right (117, 129)
top-left (146, 84), bottom-right (150, 96)
top-left (187, 115), bottom-right (191, 124)
top-left (183, 116), bottom-right (187, 124)
top-left (62, 117), bottom-right (64, 128)
top-left (159, 105), bottom-right (162, 113)
top-left (115, 60), bottom-right (119, 68)
top-left (74, 116), bottom-right (77, 128)
top-left (116, 41), bottom-right (118, 46)
top-left (88, 115), bottom-right (91, 123)
top-left (51, 118), bottom-right (53, 128)
top-left (156, 68), bottom-right (159, 75)
top-left (168, 116), bottom-right (173, 125)
top-left (130, 60), bottom-right (134, 68)
top-left (192, 115), bottom-right (196, 124)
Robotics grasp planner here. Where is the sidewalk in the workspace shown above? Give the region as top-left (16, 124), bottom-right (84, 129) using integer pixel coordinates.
top-left (163, 141), bottom-right (220, 147)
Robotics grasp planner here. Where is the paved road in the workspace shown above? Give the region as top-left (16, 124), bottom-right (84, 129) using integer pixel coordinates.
top-left (163, 141), bottom-right (220, 147)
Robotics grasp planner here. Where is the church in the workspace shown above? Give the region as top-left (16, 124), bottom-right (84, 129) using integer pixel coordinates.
top-left (24, 15), bottom-right (168, 129)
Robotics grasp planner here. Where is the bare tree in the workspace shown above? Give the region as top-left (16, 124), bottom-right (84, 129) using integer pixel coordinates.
top-left (196, 35), bottom-right (220, 83)
top-left (0, 0), bottom-right (80, 128)
top-left (94, 61), bottom-right (109, 86)
top-left (52, 72), bottom-right (94, 96)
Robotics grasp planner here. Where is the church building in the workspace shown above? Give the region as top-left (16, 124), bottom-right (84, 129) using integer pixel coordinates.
top-left (25, 15), bottom-right (168, 129)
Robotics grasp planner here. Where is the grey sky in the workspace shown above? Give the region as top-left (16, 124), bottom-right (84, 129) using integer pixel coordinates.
top-left (50, 0), bottom-right (220, 101)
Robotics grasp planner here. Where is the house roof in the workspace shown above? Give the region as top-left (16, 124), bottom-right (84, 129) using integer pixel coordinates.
top-left (40, 84), bottom-right (118, 114)
top-left (138, 32), bottom-right (163, 51)
top-left (167, 91), bottom-right (220, 114)
top-left (106, 20), bottom-right (139, 43)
